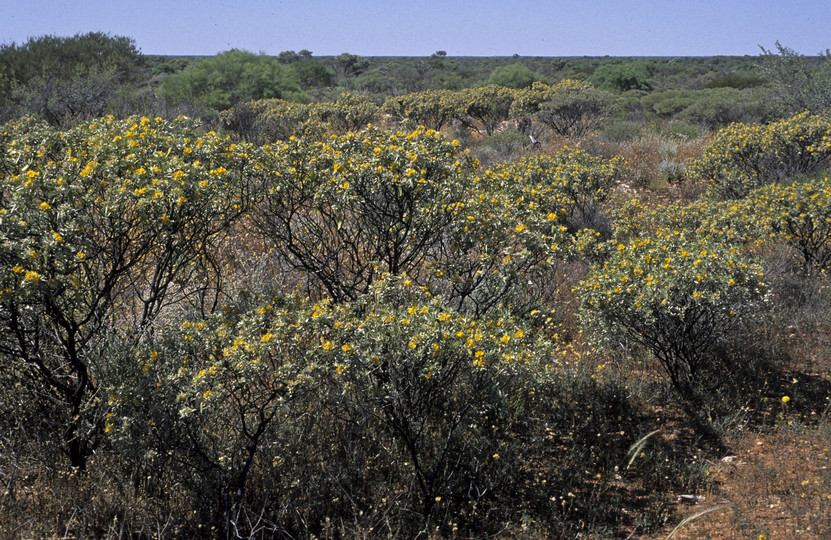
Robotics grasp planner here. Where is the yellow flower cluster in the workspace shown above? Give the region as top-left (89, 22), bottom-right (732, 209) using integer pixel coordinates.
top-left (688, 112), bottom-right (831, 200)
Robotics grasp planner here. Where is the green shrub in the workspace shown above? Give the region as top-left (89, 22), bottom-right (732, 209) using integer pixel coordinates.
top-left (641, 90), bottom-right (697, 120)
top-left (704, 72), bottom-right (767, 90)
top-left (676, 87), bottom-right (768, 129)
top-left (0, 115), bottom-right (251, 469)
top-left (457, 84), bottom-right (516, 135)
top-left (578, 230), bottom-right (770, 401)
top-left (220, 98), bottom-right (326, 142)
top-left (590, 62), bottom-right (653, 92)
top-left (382, 89), bottom-right (464, 130)
top-left (480, 129), bottom-right (529, 154)
top-left (487, 62), bottom-right (545, 89)
top-left (601, 120), bottom-right (643, 142)
top-left (313, 91), bottom-right (379, 132)
top-left (251, 126), bottom-right (473, 302)
top-left (663, 121), bottom-right (702, 140)
top-left (688, 112), bottom-right (831, 199)
top-left (759, 42), bottom-right (831, 115)
top-left (511, 80), bottom-right (616, 138)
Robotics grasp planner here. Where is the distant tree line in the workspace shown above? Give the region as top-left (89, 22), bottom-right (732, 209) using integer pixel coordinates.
top-left (2, 32), bottom-right (831, 129)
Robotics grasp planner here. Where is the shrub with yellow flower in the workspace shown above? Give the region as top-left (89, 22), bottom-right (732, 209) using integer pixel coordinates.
top-left (578, 229), bottom-right (770, 399)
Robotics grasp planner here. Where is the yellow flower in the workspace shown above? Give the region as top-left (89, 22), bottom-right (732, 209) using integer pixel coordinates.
top-left (514, 223), bottom-right (527, 233)
top-left (782, 395), bottom-right (790, 403)
top-left (261, 332), bottom-right (272, 342)
top-left (342, 343), bottom-right (352, 352)
top-left (40, 202), bottom-right (51, 211)
top-left (24, 270), bottom-right (40, 282)
top-left (322, 341), bottom-right (333, 350)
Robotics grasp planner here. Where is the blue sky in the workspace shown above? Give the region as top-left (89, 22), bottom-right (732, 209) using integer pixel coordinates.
top-left (3, 0), bottom-right (829, 57)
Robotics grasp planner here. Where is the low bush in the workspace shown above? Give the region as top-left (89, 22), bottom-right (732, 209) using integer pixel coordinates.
top-left (578, 230), bottom-right (770, 409)
top-left (688, 112), bottom-right (831, 199)
top-left (511, 80), bottom-right (617, 139)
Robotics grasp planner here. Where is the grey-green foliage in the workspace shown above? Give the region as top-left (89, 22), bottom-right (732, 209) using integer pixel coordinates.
top-left (0, 32), bottom-right (144, 124)
top-left (291, 58), bottom-right (335, 88)
top-left (332, 52), bottom-right (371, 78)
top-left (488, 62), bottom-right (546, 89)
top-left (589, 62), bottom-right (653, 92)
top-left (10, 67), bottom-right (122, 126)
top-left (641, 90), bottom-right (697, 119)
top-left (704, 72), bottom-right (767, 90)
top-left (759, 41), bottom-right (831, 115)
top-left (640, 87), bottom-right (768, 129)
top-left (677, 87), bottom-right (769, 129)
top-left (159, 49), bottom-right (304, 111)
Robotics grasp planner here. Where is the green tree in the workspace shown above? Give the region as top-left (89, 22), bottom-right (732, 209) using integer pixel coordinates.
top-left (759, 41), bottom-right (831, 115)
top-left (277, 49), bottom-right (301, 64)
top-left (0, 32), bottom-right (144, 123)
top-left (589, 63), bottom-right (653, 92)
top-left (487, 62), bottom-right (545, 89)
top-left (332, 52), bottom-right (371, 78)
top-left (290, 58), bottom-right (335, 88)
top-left (159, 49), bottom-right (303, 111)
